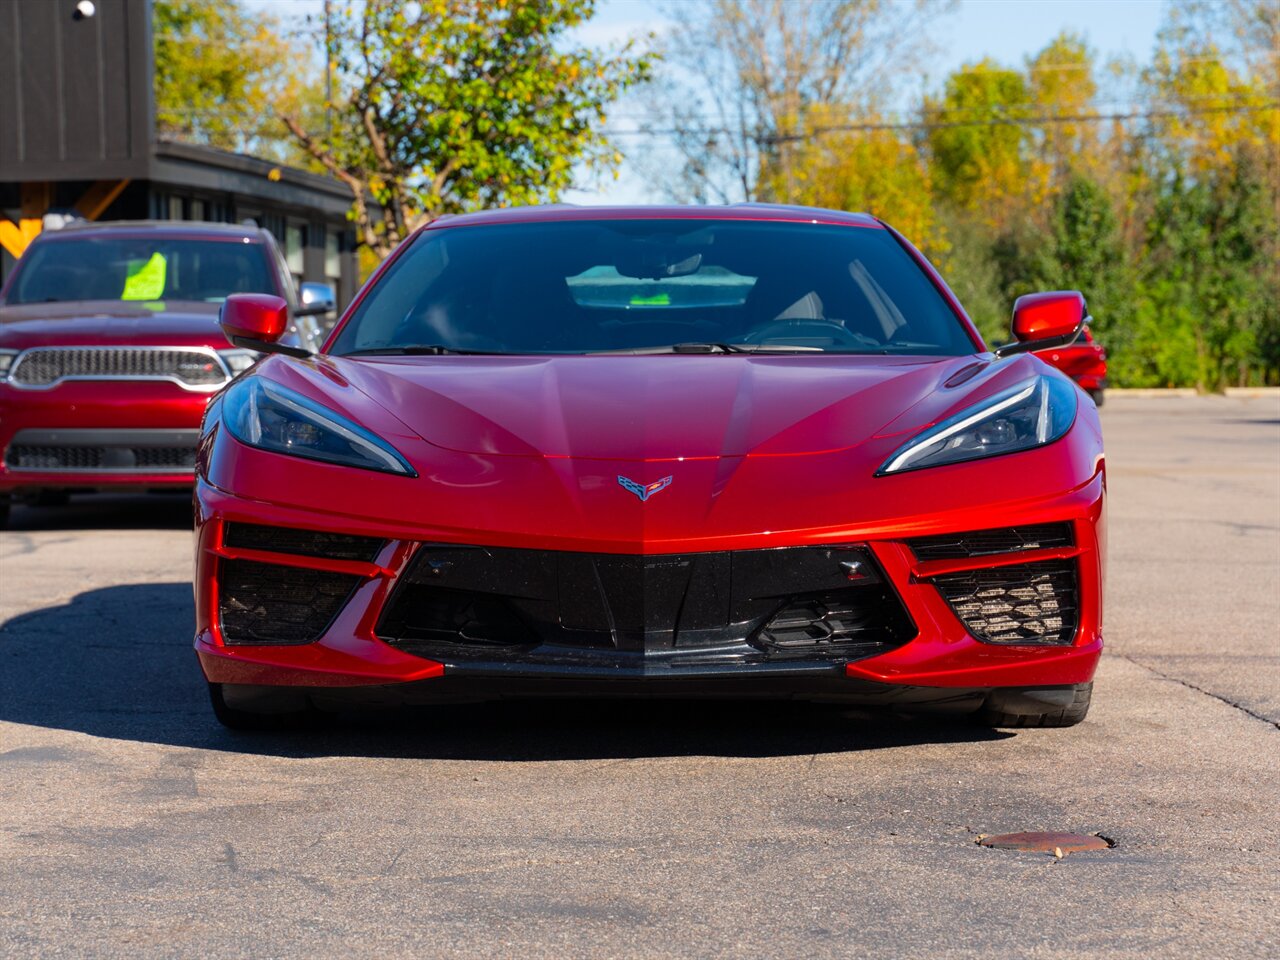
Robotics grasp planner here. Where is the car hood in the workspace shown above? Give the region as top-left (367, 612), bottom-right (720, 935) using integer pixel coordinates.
top-left (316, 353), bottom-right (1001, 461)
top-left (0, 300), bottom-right (228, 349)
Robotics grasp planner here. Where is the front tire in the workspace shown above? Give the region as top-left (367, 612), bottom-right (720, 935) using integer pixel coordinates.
top-left (1089, 388), bottom-right (1105, 408)
top-left (208, 682), bottom-right (318, 730)
top-left (977, 682), bottom-right (1092, 728)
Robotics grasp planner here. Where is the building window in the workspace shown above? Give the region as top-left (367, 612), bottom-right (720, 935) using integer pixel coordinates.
top-left (168, 195), bottom-right (183, 221)
top-left (190, 198), bottom-right (205, 221)
top-left (285, 223), bottom-right (304, 287)
top-left (324, 230), bottom-right (341, 289)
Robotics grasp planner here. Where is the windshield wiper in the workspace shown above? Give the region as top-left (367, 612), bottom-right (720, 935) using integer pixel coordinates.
top-left (342, 345), bottom-right (504, 356)
top-left (589, 342), bottom-right (825, 355)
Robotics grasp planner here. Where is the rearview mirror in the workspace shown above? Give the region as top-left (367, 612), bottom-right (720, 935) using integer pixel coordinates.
top-left (297, 282), bottom-right (337, 317)
top-left (220, 294), bottom-right (309, 357)
top-left (996, 291), bottom-right (1087, 358)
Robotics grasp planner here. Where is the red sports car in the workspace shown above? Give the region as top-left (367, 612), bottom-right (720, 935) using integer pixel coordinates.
top-left (1038, 325), bottom-right (1107, 406)
top-left (0, 220), bottom-right (329, 526)
top-left (194, 205), bottom-right (1104, 730)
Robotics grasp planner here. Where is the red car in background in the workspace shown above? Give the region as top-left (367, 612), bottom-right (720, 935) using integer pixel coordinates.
top-left (1038, 325), bottom-right (1107, 405)
top-left (0, 221), bottom-right (330, 527)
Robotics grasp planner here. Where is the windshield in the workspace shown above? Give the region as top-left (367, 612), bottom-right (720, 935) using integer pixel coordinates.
top-left (6, 236), bottom-right (275, 305)
top-left (330, 219), bottom-right (975, 356)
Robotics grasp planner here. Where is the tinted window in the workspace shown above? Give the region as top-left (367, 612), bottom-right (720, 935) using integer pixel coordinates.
top-left (332, 220), bottom-right (973, 356)
top-left (6, 236), bottom-right (275, 305)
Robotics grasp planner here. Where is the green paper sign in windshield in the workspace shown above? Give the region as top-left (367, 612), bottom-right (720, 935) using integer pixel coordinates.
top-left (121, 252), bottom-right (168, 300)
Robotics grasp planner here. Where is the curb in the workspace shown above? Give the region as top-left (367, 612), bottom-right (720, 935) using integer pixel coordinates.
top-left (1107, 388), bottom-right (1280, 398)
top-left (1224, 387), bottom-right (1280, 398)
top-left (1106, 388), bottom-right (1198, 398)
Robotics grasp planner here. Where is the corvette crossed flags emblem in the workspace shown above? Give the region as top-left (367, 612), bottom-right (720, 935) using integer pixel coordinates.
top-left (617, 475), bottom-right (673, 502)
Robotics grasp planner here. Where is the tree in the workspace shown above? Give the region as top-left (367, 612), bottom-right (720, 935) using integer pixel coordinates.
top-left (153, 0), bottom-right (309, 158)
top-left (1025, 33), bottom-right (1101, 192)
top-left (779, 108), bottom-right (943, 252)
top-left (646, 0), bottom-right (936, 203)
top-left (1130, 156), bottom-right (1277, 389)
top-left (278, 0), bottom-right (652, 259)
top-left (1031, 176), bottom-right (1137, 369)
top-left (925, 60), bottom-right (1037, 230)
top-left (930, 208), bottom-right (1007, 346)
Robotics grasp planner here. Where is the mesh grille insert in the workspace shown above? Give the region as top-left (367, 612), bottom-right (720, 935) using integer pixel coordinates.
top-left (932, 559), bottom-right (1078, 645)
top-left (219, 558), bottom-right (361, 645)
top-left (6, 444), bottom-right (196, 472)
top-left (224, 522), bottom-right (386, 563)
top-left (908, 523), bottom-right (1073, 561)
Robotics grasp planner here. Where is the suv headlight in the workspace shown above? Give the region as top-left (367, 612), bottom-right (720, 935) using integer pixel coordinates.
top-left (0, 349), bottom-right (18, 380)
top-left (878, 375), bottom-right (1076, 475)
top-left (222, 377), bottom-right (416, 476)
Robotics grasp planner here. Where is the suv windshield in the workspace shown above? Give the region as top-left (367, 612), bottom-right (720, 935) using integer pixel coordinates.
top-left (331, 219), bottom-right (975, 356)
top-left (6, 236), bottom-right (275, 305)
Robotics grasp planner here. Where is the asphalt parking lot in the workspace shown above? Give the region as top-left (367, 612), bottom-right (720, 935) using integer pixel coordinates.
top-left (1, 394), bottom-right (1276, 958)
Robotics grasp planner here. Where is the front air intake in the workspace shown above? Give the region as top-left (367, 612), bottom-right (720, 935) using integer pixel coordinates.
top-left (219, 558), bottom-right (362, 645)
top-left (223, 522), bottom-right (386, 563)
top-left (757, 586), bottom-right (916, 653)
top-left (931, 559), bottom-right (1078, 645)
top-left (907, 523), bottom-right (1073, 561)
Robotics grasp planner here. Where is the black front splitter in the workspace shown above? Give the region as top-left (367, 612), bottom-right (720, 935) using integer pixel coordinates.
top-left (293, 666), bottom-right (990, 712)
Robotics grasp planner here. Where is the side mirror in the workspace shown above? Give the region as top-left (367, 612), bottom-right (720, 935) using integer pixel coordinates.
top-left (997, 291), bottom-right (1087, 358)
top-left (220, 294), bottom-right (309, 357)
top-left (297, 282), bottom-right (337, 317)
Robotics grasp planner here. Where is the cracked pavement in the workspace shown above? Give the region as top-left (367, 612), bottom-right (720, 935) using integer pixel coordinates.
top-left (1, 395), bottom-right (1277, 958)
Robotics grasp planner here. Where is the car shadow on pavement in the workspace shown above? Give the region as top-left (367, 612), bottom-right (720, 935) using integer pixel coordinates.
top-left (0, 582), bottom-right (1012, 760)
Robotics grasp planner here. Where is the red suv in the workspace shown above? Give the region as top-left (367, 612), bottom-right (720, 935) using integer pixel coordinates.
top-left (1038, 325), bottom-right (1107, 406)
top-left (0, 221), bottom-right (329, 526)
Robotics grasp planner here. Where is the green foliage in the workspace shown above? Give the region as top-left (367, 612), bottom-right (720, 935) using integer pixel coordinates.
top-left (930, 208), bottom-right (1007, 347)
top-left (926, 61), bottom-right (1034, 224)
top-left (1033, 177), bottom-right (1137, 369)
top-left (280, 0), bottom-right (652, 257)
top-left (153, 0), bottom-right (302, 155)
top-left (762, 6), bottom-right (1277, 387)
top-left (914, 16), bottom-right (1278, 388)
top-left (1133, 158), bottom-right (1278, 388)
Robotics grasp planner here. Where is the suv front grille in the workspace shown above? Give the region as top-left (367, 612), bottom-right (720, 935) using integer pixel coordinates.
top-left (219, 558), bottom-right (362, 645)
top-left (907, 523), bottom-right (1073, 561)
top-left (8, 347), bottom-right (228, 389)
top-left (931, 559), bottom-right (1078, 645)
top-left (377, 544), bottom-right (916, 663)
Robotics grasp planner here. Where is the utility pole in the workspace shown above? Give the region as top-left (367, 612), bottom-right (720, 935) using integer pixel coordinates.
top-left (324, 0), bottom-right (333, 146)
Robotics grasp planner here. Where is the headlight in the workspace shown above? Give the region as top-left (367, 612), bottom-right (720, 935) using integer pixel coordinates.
top-left (219, 349), bottom-right (260, 376)
top-left (878, 376), bottom-right (1076, 475)
top-left (0, 349), bottom-right (18, 380)
top-left (222, 377), bottom-right (416, 476)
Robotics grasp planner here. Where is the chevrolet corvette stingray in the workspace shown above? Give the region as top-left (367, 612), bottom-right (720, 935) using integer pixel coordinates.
top-left (194, 205), bottom-right (1104, 729)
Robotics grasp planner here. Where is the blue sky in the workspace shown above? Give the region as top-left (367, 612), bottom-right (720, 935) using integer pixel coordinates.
top-left (576, 0), bottom-right (1165, 77)
top-left (247, 0), bottom-right (1170, 202)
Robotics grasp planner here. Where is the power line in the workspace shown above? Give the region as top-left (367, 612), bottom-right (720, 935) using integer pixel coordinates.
top-left (603, 90), bottom-right (1277, 124)
top-left (602, 101), bottom-right (1279, 139)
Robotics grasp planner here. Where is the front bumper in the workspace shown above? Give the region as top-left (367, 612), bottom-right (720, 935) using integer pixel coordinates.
top-left (193, 471), bottom-right (1105, 695)
top-left (0, 382), bottom-right (208, 492)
